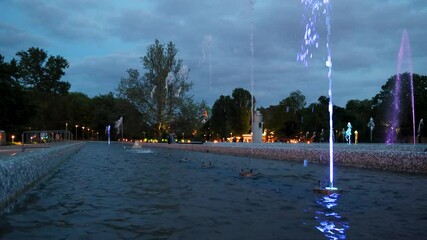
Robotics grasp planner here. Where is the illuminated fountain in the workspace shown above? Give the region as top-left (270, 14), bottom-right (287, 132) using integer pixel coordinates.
top-left (106, 125), bottom-right (111, 145)
top-left (367, 117), bottom-right (375, 143)
top-left (297, 0), bottom-right (341, 194)
top-left (386, 29), bottom-right (415, 144)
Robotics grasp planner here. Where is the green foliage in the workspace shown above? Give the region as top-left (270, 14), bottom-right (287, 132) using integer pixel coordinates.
top-left (16, 47), bottom-right (70, 95)
top-left (256, 73), bottom-right (427, 143)
top-left (230, 88), bottom-right (252, 135)
top-left (261, 90), bottom-right (306, 139)
top-left (208, 88), bottom-right (253, 140)
top-left (3, 46), bottom-right (427, 144)
top-left (0, 55), bottom-right (33, 133)
top-left (345, 99), bottom-right (372, 141)
top-left (118, 39), bottom-right (193, 140)
top-left (372, 73), bottom-right (427, 142)
top-left (210, 95), bottom-right (233, 139)
top-left (172, 99), bottom-right (210, 140)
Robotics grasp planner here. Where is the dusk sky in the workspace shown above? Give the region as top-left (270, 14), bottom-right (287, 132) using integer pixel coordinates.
top-left (1, 0), bottom-right (426, 108)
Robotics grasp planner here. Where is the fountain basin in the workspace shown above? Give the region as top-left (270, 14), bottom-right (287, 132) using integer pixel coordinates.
top-left (0, 142), bottom-right (84, 211)
top-left (145, 142), bottom-right (427, 174)
top-left (1, 142), bottom-right (426, 239)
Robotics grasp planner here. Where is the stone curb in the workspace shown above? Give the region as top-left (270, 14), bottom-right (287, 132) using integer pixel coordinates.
top-left (144, 143), bottom-right (427, 174)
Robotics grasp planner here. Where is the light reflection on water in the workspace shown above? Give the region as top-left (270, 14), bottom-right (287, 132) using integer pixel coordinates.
top-left (315, 193), bottom-right (349, 240)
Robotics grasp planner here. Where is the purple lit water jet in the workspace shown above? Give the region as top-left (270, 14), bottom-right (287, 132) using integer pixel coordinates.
top-left (386, 29), bottom-right (415, 144)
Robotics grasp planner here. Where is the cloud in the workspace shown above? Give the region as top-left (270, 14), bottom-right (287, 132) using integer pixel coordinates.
top-left (11, 0), bottom-right (110, 41)
top-left (0, 0), bottom-right (426, 108)
top-left (0, 23), bottom-right (49, 57)
top-left (67, 52), bottom-right (140, 96)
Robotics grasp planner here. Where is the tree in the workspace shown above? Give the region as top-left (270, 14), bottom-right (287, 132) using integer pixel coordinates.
top-left (117, 39), bottom-right (192, 140)
top-left (172, 99), bottom-right (209, 140)
top-left (345, 99), bottom-right (372, 142)
top-left (16, 47), bottom-right (70, 95)
top-left (13, 47), bottom-right (71, 130)
top-left (372, 73), bottom-right (427, 142)
top-left (231, 88), bottom-right (252, 135)
top-left (210, 95), bottom-right (233, 140)
top-left (279, 90), bottom-right (307, 111)
top-left (0, 55), bottom-right (33, 133)
top-left (279, 90), bottom-right (306, 137)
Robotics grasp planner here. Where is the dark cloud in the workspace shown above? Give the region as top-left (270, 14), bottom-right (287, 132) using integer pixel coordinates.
top-left (0, 23), bottom-right (48, 56)
top-left (67, 53), bottom-right (140, 96)
top-left (11, 0), bottom-right (109, 41)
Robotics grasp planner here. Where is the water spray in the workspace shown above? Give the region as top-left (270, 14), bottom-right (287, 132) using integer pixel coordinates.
top-left (298, 0), bottom-right (341, 194)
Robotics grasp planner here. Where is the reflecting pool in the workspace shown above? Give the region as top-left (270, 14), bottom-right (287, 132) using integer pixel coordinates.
top-left (1, 142), bottom-right (426, 239)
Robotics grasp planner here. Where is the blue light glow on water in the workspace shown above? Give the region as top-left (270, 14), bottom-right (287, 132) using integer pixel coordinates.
top-left (315, 193), bottom-right (349, 240)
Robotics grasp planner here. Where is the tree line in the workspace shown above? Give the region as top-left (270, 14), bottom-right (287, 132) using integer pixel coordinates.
top-left (2, 42), bottom-right (426, 143)
top-left (205, 74), bottom-right (427, 143)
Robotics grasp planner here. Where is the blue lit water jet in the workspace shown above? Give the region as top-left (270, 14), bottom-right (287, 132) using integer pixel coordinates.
top-left (298, 0), bottom-right (337, 191)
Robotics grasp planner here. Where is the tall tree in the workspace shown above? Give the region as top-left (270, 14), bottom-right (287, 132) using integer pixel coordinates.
top-left (117, 39), bottom-right (192, 140)
top-left (372, 73), bottom-right (427, 142)
top-left (210, 95), bottom-right (233, 140)
top-left (231, 88), bottom-right (252, 135)
top-left (0, 55), bottom-right (33, 132)
top-left (172, 99), bottom-right (209, 140)
top-left (279, 90), bottom-right (306, 137)
top-left (14, 47), bottom-right (70, 129)
top-left (16, 47), bottom-right (70, 95)
top-left (279, 90), bottom-right (307, 111)
top-left (261, 91), bottom-right (307, 140)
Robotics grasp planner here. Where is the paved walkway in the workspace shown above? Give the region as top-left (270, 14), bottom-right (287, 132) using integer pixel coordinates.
top-left (0, 143), bottom-right (58, 159)
top-left (0, 145), bottom-right (25, 158)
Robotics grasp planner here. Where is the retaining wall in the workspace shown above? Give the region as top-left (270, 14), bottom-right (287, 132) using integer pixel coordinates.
top-left (0, 142), bottom-right (84, 211)
top-left (145, 142), bottom-right (427, 174)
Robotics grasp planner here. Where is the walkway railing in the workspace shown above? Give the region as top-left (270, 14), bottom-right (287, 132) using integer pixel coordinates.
top-left (21, 130), bottom-right (73, 152)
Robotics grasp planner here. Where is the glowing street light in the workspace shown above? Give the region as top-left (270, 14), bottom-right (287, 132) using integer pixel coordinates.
top-left (75, 125), bottom-right (79, 140)
top-left (82, 126), bottom-right (85, 140)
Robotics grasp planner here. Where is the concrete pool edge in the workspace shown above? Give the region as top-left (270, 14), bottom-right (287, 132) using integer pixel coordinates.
top-left (143, 142), bottom-right (427, 174)
top-left (0, 142), bottom-right (85, 212)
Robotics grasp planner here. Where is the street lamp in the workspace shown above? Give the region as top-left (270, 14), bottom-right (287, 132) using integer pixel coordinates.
top-left (75, 125), bottom-right (79, 140)
top-left (11, 135), bottom-right (15, 143)
top-left (65, 122), bottom-right (68, 140)
top-left (82, 126), bottom-right (85, 140)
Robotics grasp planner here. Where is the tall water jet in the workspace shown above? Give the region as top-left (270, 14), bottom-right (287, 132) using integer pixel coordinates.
top-left (386, 29), bottom-right (415, 144)
top-left (239, 0), bottom-right (257, 177)
top-left (201, 35), bottom-right (213, 90)
top-left (298, 0), bottom-right (339, 192)
top-left (106, 125), bottom-right (111, 145)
